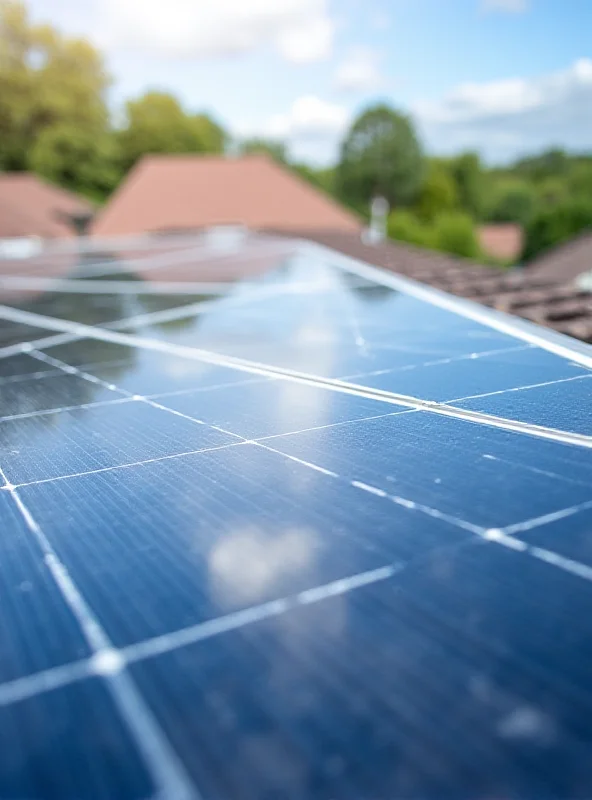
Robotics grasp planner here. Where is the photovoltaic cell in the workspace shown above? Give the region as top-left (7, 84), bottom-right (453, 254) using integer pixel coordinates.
top-left (0, 233), bottom-right (591, 798)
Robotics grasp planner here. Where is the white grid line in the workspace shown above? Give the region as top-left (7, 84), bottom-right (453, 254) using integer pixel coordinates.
top-left (2, 260), bottom-right (592, 688)
top-left (0, 465), bottom-right (200, 800)
top-left (481, 453), bottom-right (592, 489)
top-left (0, 275), bottom-right (330, 359)
top-left (0, 366), bottom-right (62, 385)
top-left (0, 562), bottom-right (403, 710)
top-left (5, 346), bottom-right (592, 548)
top-left (0, 341), bottom-right (535, 416)
top-left (312, 240), bottom-right (592, 371)
top-left (7, 441), bottom-right (248, 490)
top-left (12, 351), bottom-right (503, 538)
top-left (446, 372), bottom-right (592, 404)
top-left (340, 343), bottom-right (534, 382)
top-left (502, 499), bottom-right (592, 536)
top-left (0, 277), bottom-right (277, 295)
top-left (0, 506), bottom-right (591, 714)
top-left (14, 350), bottom-right (497, 542)
top-left (0, 303), bottom-right (590, 449)
top-left (70, 239), bottom-right (291, 280)
top-left (59, 352), bottom-right (588, 569)
top-left (0, 396), bottom-right (133, 424)
top-left (2, 347), bottom-right (589, 448)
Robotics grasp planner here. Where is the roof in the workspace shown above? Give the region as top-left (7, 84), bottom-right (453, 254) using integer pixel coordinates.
top-left (92, 155), bottom-right (362, 237)
top-left (526, 229), bottom-right (592, 282)
top-left (0, 173), bottom-right (92, 239)
top-left (287, 229), bottom-right (592, 344)
top-left (478, 223), bottom-right (523, 262)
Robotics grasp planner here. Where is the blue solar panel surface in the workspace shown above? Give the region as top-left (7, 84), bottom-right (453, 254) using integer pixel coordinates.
top-left (0, 232), bottom-right (591, 798)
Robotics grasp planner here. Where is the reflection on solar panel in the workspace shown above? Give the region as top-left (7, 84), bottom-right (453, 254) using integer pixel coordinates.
top-left (0, 231), bottom-right (591, 798)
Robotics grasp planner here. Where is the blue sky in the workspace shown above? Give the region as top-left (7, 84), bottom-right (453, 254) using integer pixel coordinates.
top-left (27, 0), bottom-right (592, 164)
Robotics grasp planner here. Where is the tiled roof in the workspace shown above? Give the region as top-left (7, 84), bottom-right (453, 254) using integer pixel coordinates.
top-left (290, 229), bottom-right (592, 344)
top-left (92, 155), bottom-right (362, 237)
top-left (477, 223), bottom-right (523, 262)
top-left (525, 230), bottom-right (592, 282)
top-left (0, 173), bottom-right (92, 239)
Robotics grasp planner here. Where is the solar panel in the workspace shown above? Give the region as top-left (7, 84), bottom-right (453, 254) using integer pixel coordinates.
top-left (0, 232), bottom-right (591, 798)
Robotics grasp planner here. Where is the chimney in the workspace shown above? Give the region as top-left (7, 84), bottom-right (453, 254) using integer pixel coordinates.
top-left (362, 195), bottom-right (389, 246)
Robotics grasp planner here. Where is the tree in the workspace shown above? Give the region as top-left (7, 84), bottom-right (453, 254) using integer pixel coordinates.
top-left (514, 148), bottom-right (570, 182)
top-left (536, 176), bottom-right (568, 209)
top-left (336, 104), bottom-right (424, 211)
top-left (487, 180), bottom-right (536, 225)
top-left (117, 91), bottom-right (226, 171)
top-left (30, 122), bottom-right (120, 201)
top-left (522, 200), bottom-right (592, 262)
top-left (432, 211), bottom-right (480, 258)
top-left (291, 163), bottom-right (336, 195)
top-left (192, 114), bottom-right (226, 154)
top-left (415, 161), bottom-right (458, 221)
top-left (568, 161), bottom-right (592, 203)
top-left (388, 210), bottom-right (434, 248)
top-left (239, 138), bottom-right (287, 163)
top-left (450, 152), bottom-right (486, 219)
top-left (0, 0), bottom-right (116, 196)
top-left (0, 0), bottom-right (38, 169)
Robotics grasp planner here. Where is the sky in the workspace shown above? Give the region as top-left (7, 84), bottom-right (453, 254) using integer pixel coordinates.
top-left (26, 0), bottom-right (592, 165)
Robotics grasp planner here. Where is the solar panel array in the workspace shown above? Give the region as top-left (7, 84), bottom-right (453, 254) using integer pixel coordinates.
top-left (0, 233), bottom-right (591, 798)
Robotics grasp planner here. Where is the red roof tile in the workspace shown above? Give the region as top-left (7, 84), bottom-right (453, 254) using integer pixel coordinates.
top-left (92, 155), bottom-right (361, 237)
top-left (478, 223), bottom-right (523, 262)
top-left (0, 173), bottom-right (92, 239)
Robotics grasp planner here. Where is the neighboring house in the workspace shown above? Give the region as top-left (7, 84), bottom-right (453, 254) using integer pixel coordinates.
top-left (526, 230), bottom-right (592, 285)
top-left (478, 223), bottom-right (523, 263)
top-left (0, 173), bottom-right (93, 240)
top-left (92, 154), bottom-right (361, 237)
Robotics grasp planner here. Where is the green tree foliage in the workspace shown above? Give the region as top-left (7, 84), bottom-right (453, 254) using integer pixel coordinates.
top-left (117, 92), bottom-right (225, 172)
top-left (513, 148), bottom-right (571, 182)
top-left (432, 211), bottom-right (480, 258)
top-left (487, 179), bottom-right (536, 225)
top-left (388, 210), bottom-right (434, 248)
top-left (567, 161), bottom-right (592, 202)
top-left (0, 0), bottom-right (116, 197)
top-left (291, 163), bottom-right (336, 195)
top-left (450, 152), bottom-right (487, 219)
top-left (239, 138), bottom-right (287, 163)
top-left (415, 161), bottom-right (458, 221)
top-left (336, 104), bottom-right (424, 211)
top-left (0, 1), bottom-right (40, 170)
top-left (192, 114), bottom-right (226, 154)
top-left (388, 208), bottom-right (479, 259)
top-left (29, 123), bottom-right (120, 201)
top-left (522, 200), bottom-right (592, 262)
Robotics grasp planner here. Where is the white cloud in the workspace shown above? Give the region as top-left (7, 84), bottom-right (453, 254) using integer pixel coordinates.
top-left (415, 59), bottom-right (592, 161)
top-left (98, 0), bottom-right (334, 62)
top-left (236, 95), bottom-right (350, 164)
top-left (276, 15), bottom-right (333, 63)
top-left (265, 95), bottom-right (350, 140)
top-left (334, 47), bottom-right (382, 92)
top-left (481, 0), bottom-right (529, 11)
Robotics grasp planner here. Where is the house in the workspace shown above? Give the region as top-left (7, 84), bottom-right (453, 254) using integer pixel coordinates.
top-left (92, 154), bottom-right (361, 237)
top-left (478, 223), bottom-right (523, 263)
top-left (0, 173), bottom-right (93, 240)
top-left (526, 230), bottom-right (592, 285)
